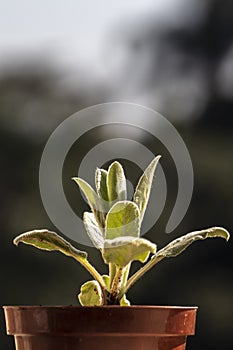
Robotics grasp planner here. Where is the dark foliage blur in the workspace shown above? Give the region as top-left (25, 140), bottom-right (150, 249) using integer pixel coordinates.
top-left (0, 1), bottom-right (232, 349)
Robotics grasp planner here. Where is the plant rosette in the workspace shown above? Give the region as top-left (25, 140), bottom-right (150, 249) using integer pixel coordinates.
top-left (3, 156), bottom-right (230, 350)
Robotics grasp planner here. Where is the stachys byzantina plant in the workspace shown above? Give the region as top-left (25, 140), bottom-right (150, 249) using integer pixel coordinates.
top-left (14, 156), bottom-right (230, 305)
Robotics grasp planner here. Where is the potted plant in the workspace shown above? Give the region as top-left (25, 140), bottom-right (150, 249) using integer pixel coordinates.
top-left (4, 156), bottom-right (230, 350)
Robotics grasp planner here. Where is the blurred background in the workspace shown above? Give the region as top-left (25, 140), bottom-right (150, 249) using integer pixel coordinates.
top-left (0, 0), bottom-right (232, 349)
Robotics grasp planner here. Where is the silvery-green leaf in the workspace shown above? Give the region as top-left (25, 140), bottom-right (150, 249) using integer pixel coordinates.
top-left (103, 237), bottom-right (157, 267)
top-left (157, 226), bottom-right (230, 258)
top-left (124, 226), bottom-right (230, 295)
top-left (120, 294), bottom-right (130, 306)
top-left (14, 230), bottom-right (106, 289)
top-left (107, 161), bottom-right (127, 202)
top-left (13, 229), bottom-right (87, 259)
top-left (78, 280), bottom-right (103, 306)
top-left (72, 177), bottom-right (105, 227)
top-left (95, 168), bottom-right (109, 201)
top-left (83, 212), bottom-right (104, 249)
top-left (105, 201), bottom-right (140, 240)
top-left (133, 156), bottom-right (161, 221)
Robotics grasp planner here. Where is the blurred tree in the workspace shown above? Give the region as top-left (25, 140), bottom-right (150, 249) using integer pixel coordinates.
top-left (111, 0), bottom-right (233, 127)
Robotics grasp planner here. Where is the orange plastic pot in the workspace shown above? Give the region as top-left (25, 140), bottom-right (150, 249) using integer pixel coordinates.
top-left (3, 305), bottom-right (197, 350)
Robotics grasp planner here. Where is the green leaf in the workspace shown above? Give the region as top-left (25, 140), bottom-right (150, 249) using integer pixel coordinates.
top-left (124, 226), bottom-right (230, 296)
top-left (107, 161), bottom-right (127, 202)
top-left (133, 155), bottom-right (161, 221)
top-left (78, 280), bottom-right (103, 306)
top-left (13, 229), bottom-right (87, 259)
top-left (120, 294), bottom-right (131, 306)
top-left (14, 230), bottom-right (106, 289)
top-left (157, 226), bottom-right (230, 258)
top-left (72, 177), bottom-right (105, 227)
top-left (103, 237), bottom-right (157, 267)
top-left (105, 201), bottom-right (140, 240)
top-left (83, 212), bottom-right (104, 249)
top-left (95, 168), bottom-right (109, 201)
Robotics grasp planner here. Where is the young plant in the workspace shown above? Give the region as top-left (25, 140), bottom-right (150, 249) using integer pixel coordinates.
top-left (14, 156), bottom-right (230, 306)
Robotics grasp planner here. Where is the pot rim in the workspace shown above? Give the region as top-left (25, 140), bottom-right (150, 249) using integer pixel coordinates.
top-left (3, 305), bottom-right (198, 310)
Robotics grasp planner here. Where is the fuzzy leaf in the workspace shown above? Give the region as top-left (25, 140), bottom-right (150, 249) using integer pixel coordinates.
top-left (78, 280), bottom-right (103, 306)
top-left (133, 155), bottom-right (161, 221)
top-left (105, 201), bottom-right (140, 240)
top-left (157, 226), bottom-right (230, 258)
top-left (83, 212), bottom-right (104, 249)
top-left (107, 161), bottom-right (127, 202)
top-left (103, 237), bottom-right (157, 267)
top-left (13, 229), bottom-right (87, 259)
top-left (95, 168), bottom-right (109, 201)
top-left (72, 177), bottom-right (105, 226)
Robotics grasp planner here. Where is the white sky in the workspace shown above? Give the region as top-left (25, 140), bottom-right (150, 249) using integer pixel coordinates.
top-left (0, 0), bottom-right (175, 76)
top-left (0, 0), bottom-right (205, 89)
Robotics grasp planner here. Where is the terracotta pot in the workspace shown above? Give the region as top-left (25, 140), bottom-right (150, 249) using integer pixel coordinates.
top-left (3, 305), bottom-right (197, 350)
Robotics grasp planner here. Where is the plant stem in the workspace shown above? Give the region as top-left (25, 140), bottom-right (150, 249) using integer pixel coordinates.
top-left (121, 254), bottom-right (164, 297)
top-left (121, 263), bottom-right (131, 289)
top-left (109, 266), bottom-right (125, 303)
top-left (73, 254), bottom-right (108, 304)
top-left (71, 253), bottom-right (106, 290)
top-left (109, 263), bottom-right (116, 288)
